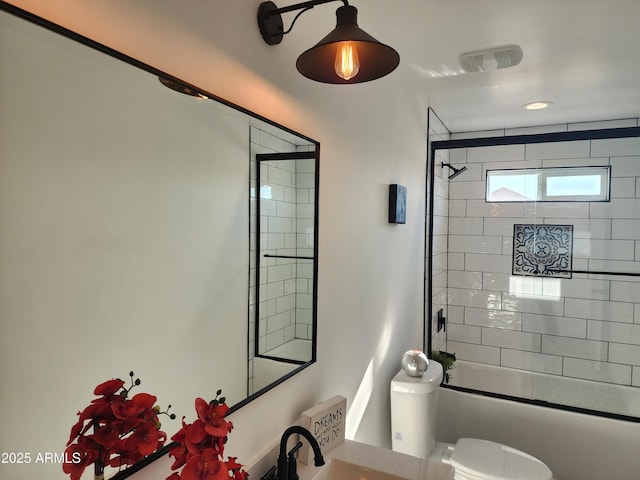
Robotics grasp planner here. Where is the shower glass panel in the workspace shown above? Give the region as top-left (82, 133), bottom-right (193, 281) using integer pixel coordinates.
top-left (256, 152), bottom-right (316, 358)
top-left (428, 127), bottom-right (640, 420)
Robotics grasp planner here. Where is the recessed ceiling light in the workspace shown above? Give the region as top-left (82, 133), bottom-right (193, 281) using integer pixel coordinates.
top-left (523, 101), bottom-right (553, 110)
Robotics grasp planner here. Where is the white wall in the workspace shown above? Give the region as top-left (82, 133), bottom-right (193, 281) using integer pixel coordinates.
top-left (3, 1), bottom-right (429, 478)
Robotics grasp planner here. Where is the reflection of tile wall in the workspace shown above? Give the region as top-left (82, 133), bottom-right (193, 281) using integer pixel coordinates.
top-left (513, 224), bottom-right (573, 278)
top-left (293, 158), bottom-right (316, 341)
top-left (249, 128), bottom-right (315, 383)
top-left (442, 118), bottom-right (640, 388)
top-left (260, 157), bottom-right (299, 353)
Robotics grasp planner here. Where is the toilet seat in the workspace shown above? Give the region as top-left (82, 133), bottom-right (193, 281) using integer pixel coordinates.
top-left (446, 438), bottom-right (552, 480)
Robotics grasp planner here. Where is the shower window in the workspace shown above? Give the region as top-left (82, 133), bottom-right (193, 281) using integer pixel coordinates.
top-left (486, 166), bottom-right (610, 202)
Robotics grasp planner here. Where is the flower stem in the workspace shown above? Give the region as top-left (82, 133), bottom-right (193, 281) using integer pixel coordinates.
top-left (93, 420), bottom-right (105, 479)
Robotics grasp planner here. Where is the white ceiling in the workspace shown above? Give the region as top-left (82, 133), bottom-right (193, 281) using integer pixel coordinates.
top-left (289, 0), bottom-right (640, 133)
top-left (15, 0), bottom-right (639, 135)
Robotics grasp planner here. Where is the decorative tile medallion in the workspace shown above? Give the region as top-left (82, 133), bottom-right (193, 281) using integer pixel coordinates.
top-left (513, 224), bottom-right (573, 278)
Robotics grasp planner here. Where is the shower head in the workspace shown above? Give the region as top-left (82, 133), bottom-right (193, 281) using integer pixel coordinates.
top-left (441, 162), bottom-right (468, 180)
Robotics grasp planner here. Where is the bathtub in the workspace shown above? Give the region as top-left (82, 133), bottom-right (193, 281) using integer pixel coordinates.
top-left (448, 360), bottom-right (640, 418)
top-left (252, 339), bottom-right (312, 392)
top-left (435, 361), bottom-right (640, 480)
top-left (262, 338), bottom-right (313, 362)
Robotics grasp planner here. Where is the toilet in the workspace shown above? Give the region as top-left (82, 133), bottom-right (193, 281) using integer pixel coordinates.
top-left (390, 361), bottom-right (553, 480)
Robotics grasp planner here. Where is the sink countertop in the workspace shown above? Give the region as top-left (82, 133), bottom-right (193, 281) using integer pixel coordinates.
top-left (297, 440), bottom-right (454, 480)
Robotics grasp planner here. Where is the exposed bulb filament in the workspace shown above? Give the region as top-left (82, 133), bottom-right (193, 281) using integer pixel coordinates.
top-left (334, 42), bottom-right (360, 81)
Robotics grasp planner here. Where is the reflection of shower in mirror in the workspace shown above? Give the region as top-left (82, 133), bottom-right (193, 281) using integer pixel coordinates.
top-left (441, 162), bottom-right (467, 179)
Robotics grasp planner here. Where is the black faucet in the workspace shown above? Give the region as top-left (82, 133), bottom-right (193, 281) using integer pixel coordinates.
top-left (277, 425), bottom-right (325, 480)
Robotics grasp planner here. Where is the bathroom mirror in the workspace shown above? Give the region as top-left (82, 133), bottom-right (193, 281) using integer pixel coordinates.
top-left (0, 3), bottom-right (318, 479)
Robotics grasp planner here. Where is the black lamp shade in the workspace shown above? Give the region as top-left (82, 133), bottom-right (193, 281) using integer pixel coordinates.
top-left (296, 5), bottom-right (400, 84)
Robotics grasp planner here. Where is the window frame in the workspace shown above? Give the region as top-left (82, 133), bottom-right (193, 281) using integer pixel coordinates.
top-left (485, 165), bottom-right (611, 203)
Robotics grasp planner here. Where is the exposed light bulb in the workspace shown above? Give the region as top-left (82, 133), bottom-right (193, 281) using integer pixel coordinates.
top-left (334, 41), bottom-right (360, 81)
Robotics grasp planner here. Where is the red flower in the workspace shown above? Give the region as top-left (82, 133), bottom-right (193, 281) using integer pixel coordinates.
top-left (94, 422), bottom-right (122, 449)
top-left (128, 420), bottom-right (165, 455)
top-left (181, 449), bottom-right (229, 480)
top-left (67, 417), bottom-right (89, 446)
top-left (186, 420), bottom-right (208, 452)
top-left (113, 392), bottom-right (157, 420)
top-left (169, 442), bottom-right (189, 470)
top-left (64, 372), bottom-right (171, 480)
top-left (67, 400), bottom-right (115, 446)
top-left (94, 378), bottom-right (125, 396)
top-left (62, 443), bottom-right (97, 480)
top-left (226, 457), bottom-right (243, 472)
top-left (167, 392), bottom-right (245, 480)
top-left (231, 467), bottom-right (249, 480)
top-left (226, 457), bottom-right (248, 480)
top-left (195, 398), bottom-right (232, 437)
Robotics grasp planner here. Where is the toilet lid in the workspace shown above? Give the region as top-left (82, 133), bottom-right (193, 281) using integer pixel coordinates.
top-left (451, 438), bottom-right (552, 480)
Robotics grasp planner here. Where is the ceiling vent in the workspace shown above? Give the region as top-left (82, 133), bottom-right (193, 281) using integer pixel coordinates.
top-left (459, 45), bottom-right (523, 73)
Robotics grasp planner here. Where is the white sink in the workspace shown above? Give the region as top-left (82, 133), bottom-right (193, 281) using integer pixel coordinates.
top-left (315, 458), bottom-right (411, 480)
top-left (307, 440), bottom-right (453, 480)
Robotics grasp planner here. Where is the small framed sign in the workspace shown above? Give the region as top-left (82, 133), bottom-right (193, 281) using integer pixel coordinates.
top-left (298, 395), bottom-right (347, 464)
top-left (389, 184), bottom-right (407, 224)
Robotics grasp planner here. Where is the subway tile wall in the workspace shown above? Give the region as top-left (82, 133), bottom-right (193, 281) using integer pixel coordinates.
top-left (440, 118), bottom-right (640, 388)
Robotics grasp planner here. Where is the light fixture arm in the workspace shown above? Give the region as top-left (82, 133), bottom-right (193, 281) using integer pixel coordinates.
top-left (258, 0), bottom-right (348, 45)
top-left (272, 0), bottom-right (348, 16)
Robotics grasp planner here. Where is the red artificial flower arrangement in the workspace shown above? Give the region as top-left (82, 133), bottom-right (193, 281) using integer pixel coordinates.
top-left (64, 371), bottom-right (174, 480)
top-left (167, 390), bottom-right (247, 480)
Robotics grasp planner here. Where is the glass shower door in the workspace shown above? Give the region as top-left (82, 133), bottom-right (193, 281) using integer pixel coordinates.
top-left (428, 127), bottom-right (640, 419)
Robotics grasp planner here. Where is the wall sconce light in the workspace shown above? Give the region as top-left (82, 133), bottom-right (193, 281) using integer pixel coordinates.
top-left (258, 0), bottom-right (400, 84)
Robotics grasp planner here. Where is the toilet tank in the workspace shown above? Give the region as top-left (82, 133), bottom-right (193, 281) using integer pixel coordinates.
top-left (390, 360), bottom-right (443, 458)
